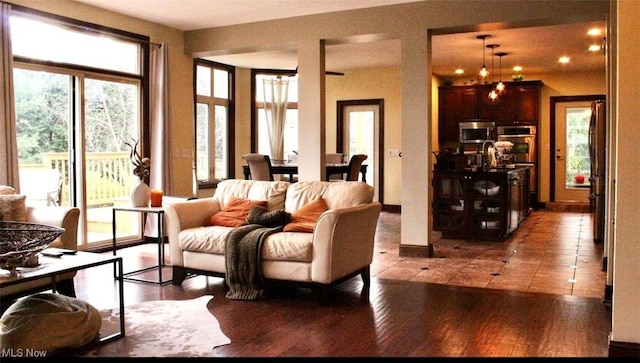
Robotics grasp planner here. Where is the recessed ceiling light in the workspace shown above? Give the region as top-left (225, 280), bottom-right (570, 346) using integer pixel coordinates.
top-left (454, 69), bottom-right (464, 74)
top-left (513, 66), bottom-right (522, 72)
top-left (559, 56), bottom-right (570, 64)
top-left (588, 28), bottom-right (602, 36)
top-left (589, 44), bottom-right (601, 52)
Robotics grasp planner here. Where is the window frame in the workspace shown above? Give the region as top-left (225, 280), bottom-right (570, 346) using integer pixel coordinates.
top-left (10, 4), bottom-right (151, 248)
top-left (10, 4), bottom-right (151, 156)
top-left (250, 69), bottom-right (298, 154)
top-left (194, 59), bottom-right (235, 187)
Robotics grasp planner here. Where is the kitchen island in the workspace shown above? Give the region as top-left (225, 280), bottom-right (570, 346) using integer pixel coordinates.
top-left (432, 166), bottom-right (530, 241)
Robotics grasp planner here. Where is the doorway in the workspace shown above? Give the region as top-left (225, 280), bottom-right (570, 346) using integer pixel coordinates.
top-left (336, 99), bottom-right (384, 203)
top-left (550, 95), bottom-right (605, 203)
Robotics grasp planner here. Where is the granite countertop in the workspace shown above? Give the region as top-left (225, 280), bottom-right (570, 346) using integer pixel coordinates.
top-left (434, 166), bottom-right (530, 174)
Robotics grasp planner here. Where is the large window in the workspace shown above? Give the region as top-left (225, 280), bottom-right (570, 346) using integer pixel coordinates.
top-left (11, 7), bottom-right (149, 248)
top-left (252, 71), bottom-right (298, 159)
top-left (195, 60), bottom-right (234, 183)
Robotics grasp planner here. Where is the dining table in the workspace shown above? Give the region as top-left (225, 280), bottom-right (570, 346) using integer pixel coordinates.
top-left (242, 163), bottom-right (368, 183)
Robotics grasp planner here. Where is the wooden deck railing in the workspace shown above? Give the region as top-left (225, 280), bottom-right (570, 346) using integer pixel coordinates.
top-left (21, 152), bottom-right (132, 207)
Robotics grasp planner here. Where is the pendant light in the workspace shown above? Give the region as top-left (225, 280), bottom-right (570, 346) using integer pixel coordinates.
top-left (486, 43), bottom-right (500, 102)
top-left (495, 52), bottom-right (507, 94)
top-left (477, 35), bottom-right (491, 80)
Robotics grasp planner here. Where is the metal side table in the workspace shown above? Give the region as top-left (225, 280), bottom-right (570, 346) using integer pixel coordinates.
top-left (111, 205), bottom-right (171, 285)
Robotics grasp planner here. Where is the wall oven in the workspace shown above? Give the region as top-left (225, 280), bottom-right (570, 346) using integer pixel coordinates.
top-left (459, 121), bottom-right (495, 144)
top-left (497, 125), bottom-right (537, 194)
top-left (497, 126), bottom-right (536, 163)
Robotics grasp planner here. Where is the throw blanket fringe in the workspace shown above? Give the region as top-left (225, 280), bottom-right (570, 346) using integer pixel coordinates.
top-left (224, 206), bottom-right (290, 300)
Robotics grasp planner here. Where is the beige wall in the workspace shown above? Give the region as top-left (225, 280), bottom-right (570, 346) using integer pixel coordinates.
top-left (611, 0), bottom-right (640, 346)
top-left (326, 66), bottom-right (403, 204)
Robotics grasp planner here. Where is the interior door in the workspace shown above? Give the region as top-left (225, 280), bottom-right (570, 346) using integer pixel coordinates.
top-left (338, 100), bottom-right (382, 203)
top-left (554, 102), bottom-right (591, 202)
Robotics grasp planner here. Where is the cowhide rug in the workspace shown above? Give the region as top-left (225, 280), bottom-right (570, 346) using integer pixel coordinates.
top-left (81, 295), bottom-right (231, 357)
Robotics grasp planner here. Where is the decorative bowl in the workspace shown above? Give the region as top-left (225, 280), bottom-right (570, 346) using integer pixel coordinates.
top-left (475, 180), bottom-right (500, 196)
top-left (0, 221), bottom-right (65, 275)
top-left (479, 220), bottom-right (500, 229)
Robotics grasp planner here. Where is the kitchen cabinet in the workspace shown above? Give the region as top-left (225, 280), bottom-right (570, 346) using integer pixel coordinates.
top-left (494, 81), bottom-right (542, 125)
top-left (438, 81), bottom-right (543, 142)
top-left (432, 167), bottom-right (529, 241)
top-left (438, 86), bottom-right (480, 142)
top-left (438, 87), bottom-right (462, 143)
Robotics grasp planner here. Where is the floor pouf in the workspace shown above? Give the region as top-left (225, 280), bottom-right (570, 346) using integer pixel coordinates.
top-left (0, 293), bottom-right (102, 355)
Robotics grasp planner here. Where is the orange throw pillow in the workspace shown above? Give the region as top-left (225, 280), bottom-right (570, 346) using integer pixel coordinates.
top-left (283, 198), bottom-right (329, 233)
top-left (204, 196), bottom-right (268, 227)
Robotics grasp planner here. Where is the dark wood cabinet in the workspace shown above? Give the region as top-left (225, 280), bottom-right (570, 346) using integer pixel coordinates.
top-left (513, 83), bottom-right (540, 124)
top-left (458, 87), bottom-right (479, 120)
top-left (438, 88), bottom-right (462, 143)
top-left (438, 86), bottom-right (480, 143)
top-left (438, 81), bottom-right (543, 142)
top-left (432, 168), bottom-right (529, 241)
top-left (494, 81), bottom-right (542, 125)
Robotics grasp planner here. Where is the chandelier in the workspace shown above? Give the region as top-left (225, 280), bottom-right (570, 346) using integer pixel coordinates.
top-left (486, 43), bottom-right (500, 103)
top-left (495, 52), bottom-right (507, 94)
top-left (476, 35), bottom-right (491, 80)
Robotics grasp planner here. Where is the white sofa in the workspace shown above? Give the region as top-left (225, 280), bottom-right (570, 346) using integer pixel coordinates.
top-left (164, 179), bottom-right (381, 299)
top-left (0, 188), bottom-right (80, 303)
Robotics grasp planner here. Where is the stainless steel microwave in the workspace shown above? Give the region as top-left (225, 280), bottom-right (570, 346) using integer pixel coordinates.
top-left (459, 121), bottom-right (495, 143)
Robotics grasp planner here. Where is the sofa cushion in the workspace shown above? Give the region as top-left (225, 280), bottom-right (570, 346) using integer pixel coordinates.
top-left (0, 194), bottom-right (27, 222)
top-left (283, 198), bottom-right (328, 233)
top-left (179, 226), bottom-right (313, 263)
top-left (213, 180), bottom-right (289, 212)
top-left (285, 181), bottom-right (373, 212)
top-left (204, 196), bottom-right (267, 227)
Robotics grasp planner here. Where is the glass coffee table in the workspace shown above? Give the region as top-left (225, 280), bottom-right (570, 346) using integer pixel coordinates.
top-left (0, 251), bottom-right (125, 343)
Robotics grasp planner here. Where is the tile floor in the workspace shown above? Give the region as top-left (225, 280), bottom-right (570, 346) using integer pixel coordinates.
top-left (371, 210), bottom-right (607, 299)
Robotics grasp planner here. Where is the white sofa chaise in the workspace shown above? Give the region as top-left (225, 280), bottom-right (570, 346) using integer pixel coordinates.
top-left (164, 179), bottom-right (381, 299)
top-left (1, 185), bottom-right (80, 304)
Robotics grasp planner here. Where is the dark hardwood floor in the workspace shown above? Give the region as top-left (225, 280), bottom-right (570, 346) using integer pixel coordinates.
top-left (68, 211), bottom-right (612, 358)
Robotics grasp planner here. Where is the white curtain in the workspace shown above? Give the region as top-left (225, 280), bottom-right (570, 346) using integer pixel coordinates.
top-left (149, 43), bottom-right (170, 194)
top-left (262, 77), bottom-right (289, 162)
top-left (145, 42), bottom-right (169, 237)
top-left (0, 3), bottom-right (19, 189)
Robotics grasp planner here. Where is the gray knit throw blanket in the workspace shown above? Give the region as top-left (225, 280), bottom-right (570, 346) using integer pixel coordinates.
top-left (224, 206), bottom-right (290, 300)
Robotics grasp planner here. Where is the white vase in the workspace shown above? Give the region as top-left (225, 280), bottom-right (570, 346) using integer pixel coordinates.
top-left (131, 179), bottom-right (151, 207)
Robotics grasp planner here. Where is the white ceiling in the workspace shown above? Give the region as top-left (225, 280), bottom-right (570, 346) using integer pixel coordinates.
top-left (72, 0), bottom-right (606, 78)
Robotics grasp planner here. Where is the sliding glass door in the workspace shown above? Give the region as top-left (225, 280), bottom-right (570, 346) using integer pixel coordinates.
top-left (14, 66), bottom-right (143, 248)
top-left (10, 9), bottom-right (149, 249)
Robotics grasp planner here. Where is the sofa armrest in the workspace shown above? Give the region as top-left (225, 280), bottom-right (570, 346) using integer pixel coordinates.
top-left (164, 198), bottom-right (220, 266)
top-left (26, 206), bottom-right (80, 250)
top-left (310, 202), bottom-right (381, 284)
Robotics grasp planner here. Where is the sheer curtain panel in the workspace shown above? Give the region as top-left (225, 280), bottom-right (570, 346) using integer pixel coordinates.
top-left (145, 42), bottom-right (169, 238)
top-left (262, 78), bottom-right (289, 163)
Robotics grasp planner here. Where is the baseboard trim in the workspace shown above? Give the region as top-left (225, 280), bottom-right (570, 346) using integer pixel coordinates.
top-left (382, 204), bottom-right (401, 213)
top-left (399, 244), bottom-right (434, 258)
top-left (609, 339), bottom-right (640, 357)
top-left (603, 284), bottom-right (613, 306)
top-left (545, 201), bottom-right (591, 213)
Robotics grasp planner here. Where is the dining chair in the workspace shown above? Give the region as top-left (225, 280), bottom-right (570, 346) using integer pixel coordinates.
top-left (346, 154), bottom-right (368, 181)
top-left (242, 153), bottom-right (274, 181)
top-left (326, 153), bottom-right (344, 180)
